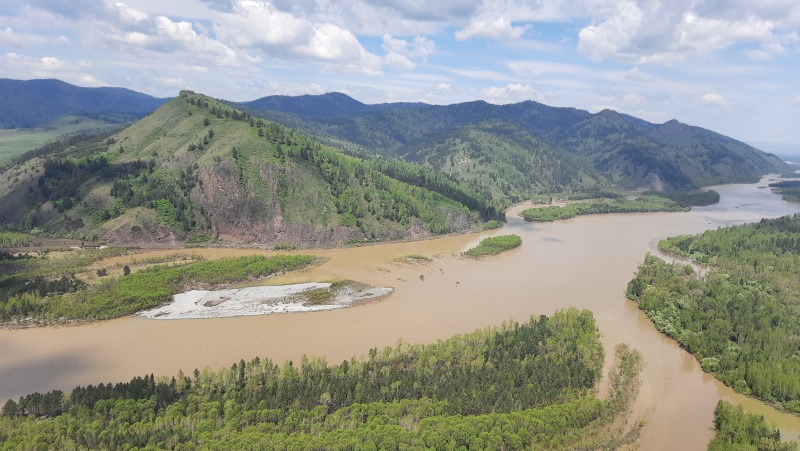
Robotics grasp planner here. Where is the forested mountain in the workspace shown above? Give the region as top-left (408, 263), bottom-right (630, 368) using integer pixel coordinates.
top-left (0, 91), bottom-right (488, 246)
top-left (245, 94), bottom-right (788, 190)
top-left (0, 79), bottom-right (167, 128)
top-left (239, 92), bottom-right (426, 118)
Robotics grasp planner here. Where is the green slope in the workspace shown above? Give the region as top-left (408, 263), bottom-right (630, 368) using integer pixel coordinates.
top-left (244, 96), bottom-right (789, 191)
top-left (0, 91), bottom-right (487, 246)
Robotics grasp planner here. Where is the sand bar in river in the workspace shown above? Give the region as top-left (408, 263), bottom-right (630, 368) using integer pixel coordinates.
top-left (139, 283), bottom-right (394, 319)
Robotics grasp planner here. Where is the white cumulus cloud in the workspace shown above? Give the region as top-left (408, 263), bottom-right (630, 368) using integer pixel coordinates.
top-left (456, 16), bottom-right (528, 41)
top-left (578, 0), bottom-right (783, 64)
top-left (701, 93), bottom-right (727, 106)
top-left (214, 1), bottom-right (382, 75)
top-left (382, 34), bottom-right (436, 70)
top-left (483, 83), bottom-right (540, 104)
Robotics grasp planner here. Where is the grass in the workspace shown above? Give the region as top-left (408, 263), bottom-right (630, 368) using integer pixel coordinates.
top-left (403, 254), bottom-right (432, 261)
top-left (0, 116), bottom-right (122, 162)
top-left (463, 234), bottom-right (522, 257)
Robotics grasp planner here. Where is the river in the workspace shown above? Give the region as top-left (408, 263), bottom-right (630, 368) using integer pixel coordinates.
top-left (1, 176), bottom-right (799, 449)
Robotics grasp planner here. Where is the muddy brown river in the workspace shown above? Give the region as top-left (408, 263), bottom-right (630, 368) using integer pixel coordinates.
top-left (2, 177), bottom-right (799, 449)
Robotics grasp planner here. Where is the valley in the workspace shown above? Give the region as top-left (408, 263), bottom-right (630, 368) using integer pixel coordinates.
top-left (2, 177), bottom-right (799, 449)
top-left (1, 81), bottom-right (798, 449)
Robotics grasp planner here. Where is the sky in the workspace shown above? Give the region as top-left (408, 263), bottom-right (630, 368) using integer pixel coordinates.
top-left (1, 0), bottom-right (799, 150)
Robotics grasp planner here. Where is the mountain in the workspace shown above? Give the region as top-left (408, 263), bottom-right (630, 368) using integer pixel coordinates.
top-left (238, 92), bottom-right (427, 119)
top-left (0, 79), bottom-right (167, 128)
top-left (243, 94), bottom-right (788, 190)
top-left (0, 91), bottom-right (486, 246)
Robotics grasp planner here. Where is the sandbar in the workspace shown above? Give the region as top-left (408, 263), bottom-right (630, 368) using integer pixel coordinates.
top-left (138, 282), bottom-right (393, 319)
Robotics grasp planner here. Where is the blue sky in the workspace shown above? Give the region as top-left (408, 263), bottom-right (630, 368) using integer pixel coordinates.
top-left (1, 0), bottom-right (799, 151)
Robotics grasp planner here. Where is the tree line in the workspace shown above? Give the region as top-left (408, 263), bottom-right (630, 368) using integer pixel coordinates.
top-left (521, 196), bottom-right (689, 222)
top-left (0, 309), bottom-right (647, 450)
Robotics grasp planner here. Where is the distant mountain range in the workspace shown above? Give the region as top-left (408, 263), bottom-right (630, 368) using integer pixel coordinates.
top-left (240, 94), bottom-right (788, 191)
top-left (0, 78), bottom-right (167, 128)
top-left (238, 92), bottom-right (427, 118)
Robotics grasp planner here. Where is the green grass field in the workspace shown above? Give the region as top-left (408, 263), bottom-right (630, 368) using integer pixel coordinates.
top-left (0, 116), bottom-right (122, 162)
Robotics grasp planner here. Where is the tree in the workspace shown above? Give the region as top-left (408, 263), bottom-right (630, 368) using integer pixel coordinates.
top-left (1, 399), bottom-right (18, 417)
top-left (203, 118), bottom-right (210, 126)
top-left (123, 265), bottom-right (131, 277)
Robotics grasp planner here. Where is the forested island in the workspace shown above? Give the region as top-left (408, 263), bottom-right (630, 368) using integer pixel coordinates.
top-left (463, 234), bottom-right (522, 257)
top-left (520, 196), bottom-right (690, 222)
top-left (627, 214), bottom-right (800, 416)
top-left (0, 309), bottom-right (646, 450)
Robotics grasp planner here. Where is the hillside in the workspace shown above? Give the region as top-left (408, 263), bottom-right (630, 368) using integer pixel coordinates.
top-left (0, 91), bottom-right (486, 246)
top-left (245, 95), bottom-right (789, 190)
top-left (0, 79), bottom-right (167, 128)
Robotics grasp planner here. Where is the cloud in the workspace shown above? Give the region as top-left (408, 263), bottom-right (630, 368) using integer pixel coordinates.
top-left (199, 0), bottom-right (237, 13)
top-left (447, 67), bottom-right (515, 82)
top-left (578, 0), bottom-right (782, 64)
top-left (79, 74), bottom-right (104, 86)
top-left (26, 0), bottom-right (106, 19)
top-left (104, 4), bottom-right (237, 65)
top-left (456, 16), bottom-right (528, 41)
top-left (242, 80), bottom-right (326, 97)
top-left (701, 93), bottom-right (727, 106)
top-left (365, 0), bottom-right (477, 22)
top-left (382, 34), bottom-right (435, 70)
top-left (214, 1), bottom-right (382, 75)
top-left (623, 92), bottom-right (645, 104)
top-left (624, 67), bottom-right (654, 82)
top-left (483, 83), bottom-right (541, 104)
top-left (0, 53), bottom-right (104, 87)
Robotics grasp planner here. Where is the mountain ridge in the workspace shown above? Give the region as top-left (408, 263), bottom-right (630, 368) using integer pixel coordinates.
top-left (239, 92), bottom-right (787, 190)
top-left (0, 78), bottom-right (168, 128)
top-left (238, 92), bottom-right (427, 119)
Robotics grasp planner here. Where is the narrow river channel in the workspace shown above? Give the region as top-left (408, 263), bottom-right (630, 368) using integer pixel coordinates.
top-left (1, 176), bottom-right (798, 449)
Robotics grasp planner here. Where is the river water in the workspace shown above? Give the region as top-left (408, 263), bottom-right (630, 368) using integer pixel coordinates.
top-left (1, 177), bottom-right (799, 449)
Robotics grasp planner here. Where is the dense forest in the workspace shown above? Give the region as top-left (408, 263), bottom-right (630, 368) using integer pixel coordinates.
top-left (770, 180), bottom-right (800, 203)
top-left (626, 214), bottom-right (800, 413)
top-left (0, 251), bottom-right (318, 325)
top-left (245, 94), bottom-right (788, 191)
top-left (521, 196), bottom-right (690, 222)
top-left (0, 309), bottom-right (645, 450)
top-left (709, 401), bottom-right (797, 450)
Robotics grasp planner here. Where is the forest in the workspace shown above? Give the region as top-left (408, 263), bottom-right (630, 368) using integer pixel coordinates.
top-left (0, 309), bottom-right (647, 450)
top-left (709, 401), bottom-right (797, 450)
top-left (520, 196), bottom-right (689, 222)
top-left (770, 180), bottom-right (800, 203)
top-left (463, 234), bottom-right (522, 257)
top-left (626, 214), bottom-right (800, 413)
top-left (0, 252), bottom-right (318, 325)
